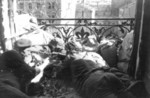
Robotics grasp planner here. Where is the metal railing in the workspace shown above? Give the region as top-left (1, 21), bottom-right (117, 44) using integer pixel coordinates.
top-left (37, 17), bottom-right (135, 43)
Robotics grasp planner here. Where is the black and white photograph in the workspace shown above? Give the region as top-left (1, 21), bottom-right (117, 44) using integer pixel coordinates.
top-left (0, 0), bottom-right (149, 98)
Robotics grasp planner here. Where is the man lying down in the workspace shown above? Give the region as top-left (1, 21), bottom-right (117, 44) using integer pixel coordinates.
top-left (30, 53), bottom-right (148, 98)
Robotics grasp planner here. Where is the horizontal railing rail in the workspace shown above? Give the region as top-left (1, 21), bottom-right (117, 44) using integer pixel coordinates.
top-left (37, 18), bottom-right (135, 20)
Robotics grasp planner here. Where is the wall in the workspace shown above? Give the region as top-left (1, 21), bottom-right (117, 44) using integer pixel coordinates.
top-left (119, 2), bottom-right (136, 18)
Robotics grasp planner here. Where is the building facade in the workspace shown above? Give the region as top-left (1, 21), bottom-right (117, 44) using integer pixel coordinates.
top-left (17, 0), bottom-right (61, 19)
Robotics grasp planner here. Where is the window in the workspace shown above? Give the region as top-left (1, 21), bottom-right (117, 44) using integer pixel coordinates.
top-left (48, 3), bottom-right (51, 9)
top-left (52, 15), bottom-right (55, 18)
top-left (19, 3), bottom-right (24, 10)
top-left (37, 3), bottom-right (41, 9)
top-left (29, 3), bottom-right (32, 10)
top-left (52, 2), bottom-right (55, 9)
